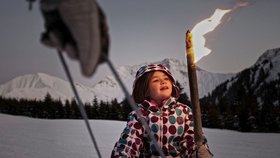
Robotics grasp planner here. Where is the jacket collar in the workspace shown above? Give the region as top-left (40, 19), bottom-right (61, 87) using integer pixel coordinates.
top-left (140, 97), bottom-right (177, 112)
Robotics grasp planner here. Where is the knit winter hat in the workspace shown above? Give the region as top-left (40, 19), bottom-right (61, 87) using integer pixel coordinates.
top-left (132, 64), bottom-right (180, 102)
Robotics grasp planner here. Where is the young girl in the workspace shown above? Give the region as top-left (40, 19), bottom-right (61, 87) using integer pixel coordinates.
top-left (111, 64), bottom-right (210, 157)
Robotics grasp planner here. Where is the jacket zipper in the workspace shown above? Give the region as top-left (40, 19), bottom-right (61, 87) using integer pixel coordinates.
top-left (159, 107), bottom-right (163, 149)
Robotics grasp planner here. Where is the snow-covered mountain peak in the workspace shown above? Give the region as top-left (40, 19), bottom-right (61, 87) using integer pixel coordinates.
top-left (255, 48), bottom-right (280, 65)
top-left (91, 58), bottom-right (234, 101)
top-left (253, 48), bottom-right (280, 81)
top-left (0, 72), bottom-right (96, 103)
top-left (0, 73), bottom-right (49, 93)
top-left (0, 58), bottom-right (235, 102)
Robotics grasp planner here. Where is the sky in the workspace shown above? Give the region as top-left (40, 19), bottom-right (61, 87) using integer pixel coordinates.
top-left (1, 113), bottom-right (280, 158)
top-left (1, 0), bottom-right (280, 86)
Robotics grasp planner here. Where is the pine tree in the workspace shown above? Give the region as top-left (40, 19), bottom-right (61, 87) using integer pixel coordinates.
top-left (63, 100), bottom-right (71, 118)
top-left (176, 81), bottom-right (190, 105)
top-left (207, 103), bottom-right (221, 128)
top-left (54, 99), bottom-right (64, 119)
top-left (99, 100), bottom-right (110, 119)
top-left (85, 103), bottom-right (93, 119)
top-left (70, 98), bottom-right (81, 119)
top-left (92, 96), bottom-right (99, 119)
top-left (0, 96), bottom-right (9, 114)
top-left (120, 98), bottom-right (132, 121)
top-left (109, 98), bottom-right (121, 120)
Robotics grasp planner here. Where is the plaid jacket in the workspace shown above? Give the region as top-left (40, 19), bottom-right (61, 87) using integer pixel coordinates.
top-left (111, 97), bottom-right (195, 158)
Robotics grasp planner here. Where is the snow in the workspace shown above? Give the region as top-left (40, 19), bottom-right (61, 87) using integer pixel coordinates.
top-left (223, 48), bottom-right (280, 100)
top-left (0, 73), bottom-right (96, 104)
top-left (0, 113), bottom-right (279, 158)
top-left (0, 58), bottom-right (234, 103)
top-left (254, 48), bottom-right (280, 82)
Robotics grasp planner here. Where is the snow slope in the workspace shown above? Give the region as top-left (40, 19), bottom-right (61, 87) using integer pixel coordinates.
top-left (253, 48), bottom-right (280, 82)
top-left (0, 113), bottom-right (279, 158)
top-left (0, 73), bottom-right (96, 103)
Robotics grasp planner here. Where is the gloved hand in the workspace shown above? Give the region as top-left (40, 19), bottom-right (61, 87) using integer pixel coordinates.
top-left (40, 0), bottom-right (110, 77)
top-left (191, 144), bottom-right (213, 158)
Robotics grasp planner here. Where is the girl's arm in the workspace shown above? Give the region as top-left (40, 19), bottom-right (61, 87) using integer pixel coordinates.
top-left (111, 111), bottom-right (144, 157)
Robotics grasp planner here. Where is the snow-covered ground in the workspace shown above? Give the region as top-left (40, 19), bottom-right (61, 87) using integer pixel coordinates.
top-left (0, 113), bottom-right (279, 158)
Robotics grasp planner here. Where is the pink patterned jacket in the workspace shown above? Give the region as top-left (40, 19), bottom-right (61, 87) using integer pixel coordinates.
top-left (111, 97), bottom-right (195, 157)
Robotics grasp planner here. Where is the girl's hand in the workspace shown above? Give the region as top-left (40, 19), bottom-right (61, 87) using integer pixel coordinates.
top-left (191, 144), bottom-right (213, 158)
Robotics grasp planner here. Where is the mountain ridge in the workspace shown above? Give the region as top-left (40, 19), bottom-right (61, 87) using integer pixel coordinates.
top-left (4, 47), bottom-right (279, 104)
top-left (199, 48), bottom-right (280, 132)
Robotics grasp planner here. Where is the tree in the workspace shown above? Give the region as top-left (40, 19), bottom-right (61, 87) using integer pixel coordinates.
top-left (85, 102), bottom-right (93, 119)
top-left (54, 99), bottom-right (64, 119)
top-left (70, 98), bottom-right (81, 119)
top-left (120, 98), bottom-right (132, 121)
top-left (109, 98), bottom-right (121, 120)
top-left (176, 81), bottom-right (190, 105)
top-left (207, 103), bottom-right (221, 128)
top-left (99, 100), bottom-right (110, 119)
top-left (64, 100), bottom-right (72, 118)
top-left (92, 96), bottom-right (99, 119)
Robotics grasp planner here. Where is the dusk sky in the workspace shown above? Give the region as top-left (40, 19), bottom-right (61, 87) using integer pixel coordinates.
top-left (1, 0), bottom-right (280, 86)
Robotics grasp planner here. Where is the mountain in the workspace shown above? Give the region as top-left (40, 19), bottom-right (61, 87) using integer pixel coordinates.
top-left (208, 48), bottom-right (280, 106)
top-left (0, 58), bottom-right (234, 103)
top-left (0, 73), bottom-right (96, 103)
top-left (92, 58), bottom-right (235, 101)
top-left (201, 48), bottom-right (280, 132)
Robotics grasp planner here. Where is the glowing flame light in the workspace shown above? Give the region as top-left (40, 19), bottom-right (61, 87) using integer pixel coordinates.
top-left (191, 9), bottom-right (231, 62)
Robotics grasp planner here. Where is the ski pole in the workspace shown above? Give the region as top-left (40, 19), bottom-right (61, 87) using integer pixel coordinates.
top-left (57, 50), bottom-right (102, 158)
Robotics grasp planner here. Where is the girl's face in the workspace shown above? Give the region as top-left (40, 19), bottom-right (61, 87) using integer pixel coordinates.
top-left (148, 71), bottom-right (172, 104)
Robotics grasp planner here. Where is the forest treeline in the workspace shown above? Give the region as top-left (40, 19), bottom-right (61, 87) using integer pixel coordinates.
top-left (0, 82), bottom-right (279, 133)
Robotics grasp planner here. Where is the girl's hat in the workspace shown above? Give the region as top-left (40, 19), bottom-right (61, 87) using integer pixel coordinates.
top-left (133, 64), bottom-right (180, 99)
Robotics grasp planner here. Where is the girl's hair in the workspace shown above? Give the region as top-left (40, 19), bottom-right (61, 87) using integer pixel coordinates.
top-left (133, 72), bottom-right (153, 104)
top-left (133, 71), bottom-right (178, 104)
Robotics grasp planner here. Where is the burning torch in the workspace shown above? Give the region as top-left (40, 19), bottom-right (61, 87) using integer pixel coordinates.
top-left (185, 8), bottom-right (234, 150)
top-left (185, 30), bottom-right (204, 146)
top-left (184, 2), bottom-right (250, 155)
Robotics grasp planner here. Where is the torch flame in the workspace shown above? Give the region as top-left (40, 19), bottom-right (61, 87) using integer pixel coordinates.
top-left (191, 9), bottom-right (231, 62)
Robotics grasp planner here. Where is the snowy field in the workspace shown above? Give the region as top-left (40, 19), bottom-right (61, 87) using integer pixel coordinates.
top-left (0, 113), bottom-right (279, 158)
